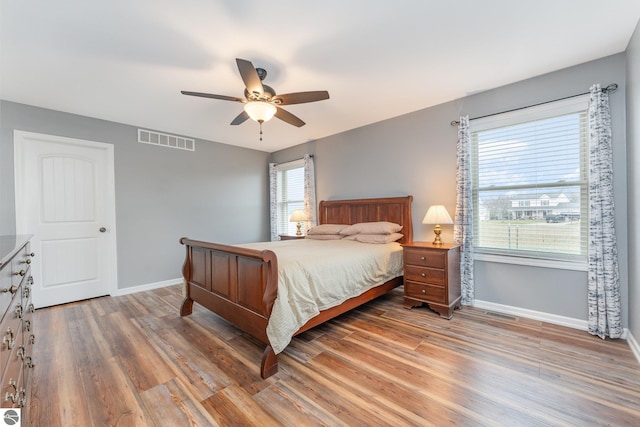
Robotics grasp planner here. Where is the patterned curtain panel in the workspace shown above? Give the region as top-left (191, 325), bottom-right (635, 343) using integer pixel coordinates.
top-left (269, 162), bottom-right (278, 241)
top-left (588, 84), bottom-right (622, 339)
top-left (303, 154), bottom-right (317, 229)
top-left (455, 116), bottom-right (474, 305)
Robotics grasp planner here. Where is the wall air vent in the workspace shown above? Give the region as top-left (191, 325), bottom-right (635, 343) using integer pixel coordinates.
top-left (138, 129), bottom-right (195, 151)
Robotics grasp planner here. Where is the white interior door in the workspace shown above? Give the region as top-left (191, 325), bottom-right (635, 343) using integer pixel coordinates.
top-left (14, 131), bottom-right (117, 308)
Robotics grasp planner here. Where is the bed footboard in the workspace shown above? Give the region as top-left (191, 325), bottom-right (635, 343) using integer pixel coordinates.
top-left (179, 237), bottom-right (279, 377)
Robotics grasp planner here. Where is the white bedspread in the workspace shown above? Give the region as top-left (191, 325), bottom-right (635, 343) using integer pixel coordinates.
top-left (237, 239), bottom-right (403, 354)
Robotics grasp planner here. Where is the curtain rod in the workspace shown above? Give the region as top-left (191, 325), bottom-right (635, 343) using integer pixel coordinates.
top-left (450, 83), bottom-right (618, 126)
top-left (271, 154), bottom-right (313, 167)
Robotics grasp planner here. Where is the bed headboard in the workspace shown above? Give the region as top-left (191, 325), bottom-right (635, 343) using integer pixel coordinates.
top-left (318, 196), bottom-right (413, 244)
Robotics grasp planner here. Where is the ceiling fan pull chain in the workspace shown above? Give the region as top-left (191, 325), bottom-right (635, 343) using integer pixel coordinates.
top-left (259, 120), bottom-right (264, 141)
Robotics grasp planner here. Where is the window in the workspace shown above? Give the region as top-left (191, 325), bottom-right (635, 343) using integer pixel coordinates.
top-left (275, 159), bottom-right (305, 235)
top-left (470, 95), bottom-right (589, 264)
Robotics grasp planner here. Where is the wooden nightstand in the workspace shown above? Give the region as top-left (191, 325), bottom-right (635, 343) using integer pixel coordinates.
top-left (279, 234), bottom-right (305, 241)
top-left (402, 242), bottom-right (461, 319)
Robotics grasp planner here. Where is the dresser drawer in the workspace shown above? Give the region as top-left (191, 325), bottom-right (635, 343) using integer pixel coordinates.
top-left (1, 293), bottom-right (23, 365)
top-left (404, 265), bottom-right (445, 285)
top-left (404, 281), bottom-right (446, 304)
top-left (21, 275), bottom-right (33, 308)
top-left (1, 338), bottom-right (24, 408)
top-left (21, 293), bottom-right (34, 389)
top-left (404, 249), bottom-right (445, 268)
top-left (11, 251), bottom-right (29, 281)
top-left (0, 263), bottom-right (14, 323)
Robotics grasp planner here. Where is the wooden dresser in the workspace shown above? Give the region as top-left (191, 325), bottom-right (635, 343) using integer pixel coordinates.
top-left (402, 242), bottom-right (461, 319)
top-left (0, 235), bottom-right (35, 419)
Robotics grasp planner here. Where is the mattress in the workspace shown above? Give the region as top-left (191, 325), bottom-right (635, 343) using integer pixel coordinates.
top-left (238, 238), bottom-right (403, 353)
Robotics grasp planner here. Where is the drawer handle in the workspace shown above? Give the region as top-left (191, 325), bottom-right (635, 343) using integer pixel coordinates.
top-left (1, 284), bottom-right (18, 295)
top-left (421, 289), bottom-right (426, 294)
top-left (421, 273), bottom-right (426, 277)
top-left (2, 335), bottom-right (16, 350)
top-left (420, 256), bottom-right (426, 261)
top-left (3, 328), bottom-right (15, 350)
top-left (19, 387), bottom-right (27, 407)
top-left (5, 391), bottom-right (18, 404)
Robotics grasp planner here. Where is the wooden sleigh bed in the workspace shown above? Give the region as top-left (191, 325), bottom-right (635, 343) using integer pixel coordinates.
top-left (179, 195), bottom-right (413, 378)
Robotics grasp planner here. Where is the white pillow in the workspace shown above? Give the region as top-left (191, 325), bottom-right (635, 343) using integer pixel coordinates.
top-left (307, 224), bottom-right (349, 235)
top-left (305, 234), bottom-right (343, 240)
top-left (343, 233), bottom-right (404, 243)
top-left (340, 221), bottom-right (403, 236)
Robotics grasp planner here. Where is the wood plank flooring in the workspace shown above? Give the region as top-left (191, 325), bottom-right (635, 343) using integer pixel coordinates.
top-left (28, 285), bottom-right (640, 426)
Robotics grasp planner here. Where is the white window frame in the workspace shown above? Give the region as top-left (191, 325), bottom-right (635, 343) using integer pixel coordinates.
top-left (275, 159), bottom-right (305, 236)
top-left (470, 95), bottom-right (590, 271)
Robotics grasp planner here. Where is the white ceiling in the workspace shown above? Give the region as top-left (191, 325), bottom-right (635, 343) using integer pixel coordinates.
top-left (2, 1), bottom-right (639, 153)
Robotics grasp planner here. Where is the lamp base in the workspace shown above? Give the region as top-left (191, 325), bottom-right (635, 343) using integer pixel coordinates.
top-left (296, 222), bottom-right (302, 236)
top-left (432, 225), bottom-right (443, 245)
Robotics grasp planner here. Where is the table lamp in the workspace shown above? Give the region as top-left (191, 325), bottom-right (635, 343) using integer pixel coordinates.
top-left (289, 209), bottom-right (308, 236)
top-left (422, 205), bottom-right (453, 245)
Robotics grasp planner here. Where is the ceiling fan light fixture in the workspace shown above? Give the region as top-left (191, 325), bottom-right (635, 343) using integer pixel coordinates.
top-left (181, 58), bottom-right (328, 131)
top-left (244, 101), bottom-right (277, 123)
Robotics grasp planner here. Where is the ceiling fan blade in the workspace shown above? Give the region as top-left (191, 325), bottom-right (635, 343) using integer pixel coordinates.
top-left (236, 58), bottom-right (264, 97)
top-left (273, 91), bottom-right (330, 105)
top-left (230, 111), bottom-right (250, 126)
top-left (274, 107), bottom-right (305, 127)
top-left (181, 91), bottom-right (244, 103)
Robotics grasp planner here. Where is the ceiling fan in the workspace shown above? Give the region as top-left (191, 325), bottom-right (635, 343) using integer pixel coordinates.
top-left (181, 58), bottom-right (330, 140)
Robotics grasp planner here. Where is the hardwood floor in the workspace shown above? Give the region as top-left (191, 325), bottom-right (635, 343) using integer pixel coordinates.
top-left (28, 285), bottom-right (640, 426)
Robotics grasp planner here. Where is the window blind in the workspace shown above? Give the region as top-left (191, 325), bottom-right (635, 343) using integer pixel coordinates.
top-left (276, 160), bottom-right (305, 235)
top-left (470, 95), bottom-right (589, 260)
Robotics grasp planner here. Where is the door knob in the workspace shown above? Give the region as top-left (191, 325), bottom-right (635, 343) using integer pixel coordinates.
top-left (99, 227), bottom-right (107, 233)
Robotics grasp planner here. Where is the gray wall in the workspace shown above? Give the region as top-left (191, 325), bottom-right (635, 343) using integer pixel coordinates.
top-left (0, 101), bottom-right (270, 289)
top-left (626, 20), bottom-right (640, 343)
top-left (271, 54), bottom-right (629, 324)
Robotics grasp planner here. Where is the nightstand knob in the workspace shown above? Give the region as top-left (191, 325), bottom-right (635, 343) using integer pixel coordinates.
top-left (421, 289), bottom-right (426, 294)
top-left (421, 273), bottom-right (426, 277)
top-left (420, 256), bottom-right (426, 261)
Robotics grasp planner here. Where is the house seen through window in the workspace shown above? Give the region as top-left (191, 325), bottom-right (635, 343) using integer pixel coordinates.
top-left (276, 160), bottom-right (305, 236)
top-left (470, 95), bottom-right (589, 262)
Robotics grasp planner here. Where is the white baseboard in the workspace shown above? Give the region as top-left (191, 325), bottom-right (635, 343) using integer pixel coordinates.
top-left (472, 299), bottom-right (589, 331)
top-left (112, 277), bottom-right (182, 297)
top-left (628, 330), bottom-right (640, 365)
top-left (473, 299), bottom-right (639, 365)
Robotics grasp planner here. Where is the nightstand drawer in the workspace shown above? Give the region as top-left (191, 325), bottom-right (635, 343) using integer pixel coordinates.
top-left (404, 249), bottom-right (445, 269)
top-left (404, 265), bottom-right (445, 285)
top-left (279, 234), bottom-right (305, 241)
top-left (404, 281), bottom-right (446, 304)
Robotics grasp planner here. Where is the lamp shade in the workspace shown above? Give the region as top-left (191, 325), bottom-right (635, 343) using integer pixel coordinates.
top-left (244, 101), bottom-right (277, 122)
top-left (422, 205), bottom-right (453, 225)
top-left (289, 209), bottom-right (307, 222)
